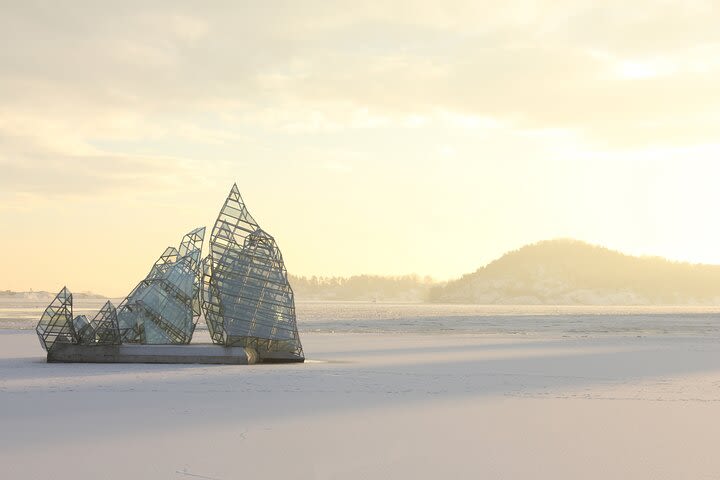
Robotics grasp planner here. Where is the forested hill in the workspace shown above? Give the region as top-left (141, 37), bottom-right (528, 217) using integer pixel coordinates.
top-left (427, 239), bottom-right (720, 305)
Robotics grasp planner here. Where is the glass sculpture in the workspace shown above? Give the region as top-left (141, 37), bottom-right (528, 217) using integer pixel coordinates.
top-left (202, 184), bottom-right (303, 358)
top-left (36, 184), bottom-right (303, 361)
top-left (36, 287), bottom-right (75, 351)
top-left (117, 227), bottom-right (205, 344)
top-left (89, 301), bottom-right (121, 345)
top-left (36, 290), bottom-right (121, 351)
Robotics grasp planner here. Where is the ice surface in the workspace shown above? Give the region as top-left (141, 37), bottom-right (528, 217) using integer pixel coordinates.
top-left (3, 302), bottom-right (720, 479)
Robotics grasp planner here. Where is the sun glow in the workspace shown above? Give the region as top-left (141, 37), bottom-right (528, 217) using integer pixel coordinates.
top-left (1, 2), bottom-right (719, 295)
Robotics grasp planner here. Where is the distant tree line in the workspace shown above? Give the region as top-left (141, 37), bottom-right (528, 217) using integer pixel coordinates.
top-left (289, 274), bottom-right (434, 301)
top-left (7, 239), bottom-right (720, 305)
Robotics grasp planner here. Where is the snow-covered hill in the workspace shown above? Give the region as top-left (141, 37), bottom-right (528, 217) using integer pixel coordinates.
top-left (428, 239), bottom-right (720, 305)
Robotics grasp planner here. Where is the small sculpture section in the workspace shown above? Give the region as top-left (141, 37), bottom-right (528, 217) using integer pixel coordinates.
top-left (202, 184), bottom-right (304, 359)
top-left (117, 227), bottom-right (205, 344)
top-left (36, 287), bottom-right (75, 351)
top-left (73, 315), bottom-right (95, 344)
top-left (91, 301), bottom-right (121, 345)
top-left (36, 290), bottom-right (121, 351)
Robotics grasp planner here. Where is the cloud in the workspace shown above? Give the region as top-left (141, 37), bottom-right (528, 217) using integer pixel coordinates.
top-left (1, 0), bottom-right (719, 202)
top-left (0, 128), bottom-right (202, 199)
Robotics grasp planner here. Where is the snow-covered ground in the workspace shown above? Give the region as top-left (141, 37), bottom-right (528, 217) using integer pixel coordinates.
top-left (3, 326), bottom-right (720, 479)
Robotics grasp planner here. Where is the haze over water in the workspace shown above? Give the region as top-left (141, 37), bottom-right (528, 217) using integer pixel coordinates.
top-left (6, 298), bottom-right (720, 337)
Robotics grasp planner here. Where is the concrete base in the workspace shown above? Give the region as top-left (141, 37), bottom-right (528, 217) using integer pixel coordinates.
top-left (258, 351), bottom-right (306, 363)
top-left (47, 343), bottom-right (306, 364)
top-left (47, 343), bottom-right (268, 365)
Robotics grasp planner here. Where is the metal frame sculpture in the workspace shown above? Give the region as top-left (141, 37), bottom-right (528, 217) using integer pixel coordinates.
top-left (36, 290), bottom-right (122, 351)
top-left (35, 184), bottom-right (304, 362)
top-left (73, 314), bottom-right (94, 344)
top-left (202, 184), bottom-right (304, 359)
top-left (36, 287), bottom-right (75, 351)
top-left (88, 301), bottom-right (121, 345)
top-left (117, 227), bottom-right (205, 344)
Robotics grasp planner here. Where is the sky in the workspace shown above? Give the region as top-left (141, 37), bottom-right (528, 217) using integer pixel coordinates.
top-left (2, 1), bottom-right (720, 296)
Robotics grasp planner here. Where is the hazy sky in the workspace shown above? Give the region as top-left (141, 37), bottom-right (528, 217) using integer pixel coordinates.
top-left (2, 1), bottom-right (720, 296)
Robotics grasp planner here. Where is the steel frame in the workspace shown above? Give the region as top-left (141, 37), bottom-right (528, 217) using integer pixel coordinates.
top-left (202, 184), bottom-right (303, 357)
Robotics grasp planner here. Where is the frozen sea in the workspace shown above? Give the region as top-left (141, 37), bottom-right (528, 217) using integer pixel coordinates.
top-left (5, 299), bottom-right (720, 479)
top-left (5, 297), bottom-right (720, 337)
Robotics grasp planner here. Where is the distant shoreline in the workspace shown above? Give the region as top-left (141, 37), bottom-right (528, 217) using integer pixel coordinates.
top-left (8, 238), bottom-right (720, 305)
top-left (0, 291), bottom-right (107, 300)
